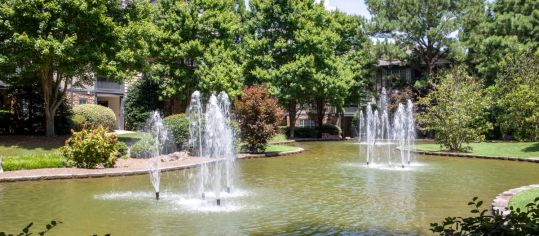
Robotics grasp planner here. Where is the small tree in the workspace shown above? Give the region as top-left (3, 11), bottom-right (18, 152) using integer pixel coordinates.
top-left (418, 67), bottom-right (492, 151)
top-left (234, 85), bottom-right (283, 153)
top-left (492, 53), bottom-right (539, 141)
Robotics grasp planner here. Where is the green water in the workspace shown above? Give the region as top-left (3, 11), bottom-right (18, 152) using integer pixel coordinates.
top-left (1, 141), bottom-right (539, 235)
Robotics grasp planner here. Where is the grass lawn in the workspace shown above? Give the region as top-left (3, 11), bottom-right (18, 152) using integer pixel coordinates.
top-left (0, 135), bottom-right (68, 171)
top-left (117, 131), bottom-right (149, 146)
top-left (269, 133), bottom-right (288, 143)
top-left (415, 142), bottom-right (539, 158)
top-left (264, 144), bottom-right (298, 153)
top-left (509, 188), bottom-right (539, 212)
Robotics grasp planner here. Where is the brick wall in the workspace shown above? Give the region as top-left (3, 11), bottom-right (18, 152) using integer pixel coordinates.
top-left (67, 92), bottom-right (95, 107)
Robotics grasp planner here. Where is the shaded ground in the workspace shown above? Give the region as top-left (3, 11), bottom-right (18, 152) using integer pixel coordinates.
top-left (416, 142), bottom-right (539, 158)
top-left (0, 135), bottom-right (66, 157)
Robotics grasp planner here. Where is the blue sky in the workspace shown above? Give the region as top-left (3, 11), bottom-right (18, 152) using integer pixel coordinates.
top-left (324, 0), bottom-right (371, 18)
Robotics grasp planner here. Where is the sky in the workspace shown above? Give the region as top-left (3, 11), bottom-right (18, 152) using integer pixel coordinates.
top-left (323, 0), bottom-right (371, 19)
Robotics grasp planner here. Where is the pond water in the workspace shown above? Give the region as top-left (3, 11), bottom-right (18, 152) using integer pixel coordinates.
top-left (1, 141), bottom-right (539, 235)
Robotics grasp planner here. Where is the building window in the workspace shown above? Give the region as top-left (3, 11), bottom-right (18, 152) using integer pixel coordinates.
top-left (299, 119), bottom-right (316, 128)
top-left (79, 98), bottom-right (87, 105)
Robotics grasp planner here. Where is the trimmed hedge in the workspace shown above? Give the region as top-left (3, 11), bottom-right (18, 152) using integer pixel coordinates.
top-left (286, 127), bottom-right (319, 138)
top-left (73, 104), bottom-right (116, 131)
top-left (130, 136), bottom-right (155, 158)
top-left (285, 124), bottom-right (341, 138)
top-left (320, 124), bottom-right (341, 135)
top-left (163, 114), bottom-right (189, 150)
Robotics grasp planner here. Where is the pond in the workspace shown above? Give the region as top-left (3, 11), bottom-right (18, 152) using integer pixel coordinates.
top-left (1, 141), bottom-right (539, 235)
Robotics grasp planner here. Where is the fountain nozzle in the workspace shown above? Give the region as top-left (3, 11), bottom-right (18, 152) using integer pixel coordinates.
top-left (155, 192), bottom-right (160, 200)
top-left (201, 192), bottom-right (206, 200)
top-left (216, 199), bottom-right (221, 206)
top-left (226, 187), bottom-right (231, 193)
top-left (402, 165), bottom-right (405, 169)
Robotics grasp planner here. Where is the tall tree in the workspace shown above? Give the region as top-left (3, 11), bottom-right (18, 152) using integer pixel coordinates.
top-left (244, 0), bottom-right (317, 138)
top-left (366, 0), bottom-right (460, 77)
top-left (461, 0), bottom-right (539, 84)
top-left (0, 0), bottom-right (140, 136)
top-left (151, 0), bottom-right (244, 104)
top-left (245, 1), bottom-right (370, 136)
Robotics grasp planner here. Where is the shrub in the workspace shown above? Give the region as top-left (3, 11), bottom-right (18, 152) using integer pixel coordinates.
top-left (431, 197), bottom-right (539, 235)
top-left (73, 104), bottom-right (116, 131)
top-left (234, 85), bottom-right (284, 153)
top-left (124, 76), bottom-right (164, 130)
top-left (70, 114), bottom-right (86, 132)
top-left (319, 123), bottom-right (341, 135)
top-left (116, 141), bottom-right (129, 159)
top-left (60, 127), bottom-right (119, 168)
top-left (0, 110), bottom-right (12, 133)
top-left (163, 114), bottom-right (189, 150)
top-left (129, 136), bottom-right (156, 159)
top-left (418, 67), bottom-right (492, 152)
top-left (285, 127), bottom-right (319, 138)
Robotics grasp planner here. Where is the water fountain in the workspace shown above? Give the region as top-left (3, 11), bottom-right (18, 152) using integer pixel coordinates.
top-left (358, 88), bottom-right (415, 168)
top-left (188, 91), bottom-right (237, 206)
top-left (146, 111), bottom-right (171, 200)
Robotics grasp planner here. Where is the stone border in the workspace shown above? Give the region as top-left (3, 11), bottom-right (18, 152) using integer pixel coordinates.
top-left (0, 159), bottom-right (214, 183)
top-left (492, 184), bottom-right (539, 215)
top-left (238, 147), bottom-right (304, 159)
top-left (0, 147), bottom-right (304, 183)
top-left (411, 149), bottom-right (539, 163)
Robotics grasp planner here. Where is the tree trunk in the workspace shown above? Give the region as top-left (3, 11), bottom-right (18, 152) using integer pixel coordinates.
top-left (41, 65), bottom-right (66, 137)
top-left (315, 98), bottom-right (325, 137)
top-left (288, 100), bottom-right (297, 138)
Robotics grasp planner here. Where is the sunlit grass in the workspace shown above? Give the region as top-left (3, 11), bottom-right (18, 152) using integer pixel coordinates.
top-left (509, 188), bottom-right (539, 212)
top-left (415, 142), bottom-right (539, 158)
top-left (2, 153), bottom-right (68, 171)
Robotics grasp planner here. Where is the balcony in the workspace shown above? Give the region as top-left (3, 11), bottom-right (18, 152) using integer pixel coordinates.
top-left (95, 78), bottom-right (124, 94)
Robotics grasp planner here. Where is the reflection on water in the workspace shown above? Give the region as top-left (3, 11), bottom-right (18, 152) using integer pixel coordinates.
top-left (1, 141), bottom-right (539, 235)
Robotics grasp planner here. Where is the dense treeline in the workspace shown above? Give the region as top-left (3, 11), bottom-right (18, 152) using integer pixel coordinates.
top-left (0, 0), bottom-right (537, 142)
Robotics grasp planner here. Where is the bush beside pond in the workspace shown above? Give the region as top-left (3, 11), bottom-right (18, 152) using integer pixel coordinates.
top-left (163, 114), bottom-right (189, 150)
top-left (61, 127), bottom-right (119, 168)
top-left (129, 136), bottom-right (156, 159)
top-left (72, 104), bottom-right (116, 131)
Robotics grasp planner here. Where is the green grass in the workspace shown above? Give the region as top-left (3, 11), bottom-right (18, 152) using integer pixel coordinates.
top-left (509, 188), bottom-right (539, 212)
top-left (117, 132), bottom-right (150, 146)
top-left (269, 133), bottom-right (288, 143)
top-left (264, 144), bottom-right (298, 153)
top-left (415, 142), bottom-right (539, 158)
top-left (2, 153), bottom-right (68, 171)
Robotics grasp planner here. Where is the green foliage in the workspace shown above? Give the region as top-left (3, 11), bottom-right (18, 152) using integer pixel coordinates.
top-left (418, 67), bottom-right (492, 151)
top-left (73, 104), bottom-right (117, 131)
top-left (124, 76), bottom-right (165, 131)
top-left (0, 0), bottom-right (140, 136)
top-left (2, 154), bottom-right (68, 171)
top-left (245, 1), bottom-right (372, 136)
top-left (285, 127), bottom-right (319, 139)
top-left (234, 85), bottom-right (283, 153)
top-left (319, 124), bottom-right (341, 136)
top-left (117, 132), bottom-right (149, 146)
top-left (70, 114), bottom-right (86, 132)
top-left (61, 127), bottom-right (119, 168)
top-left (0, 220), bottom-right (61, 236)
top-left (491, 53), bottom-right (539, 141)
top-left (129, 136), bottom-right (155, 159)
top-left (431, 197), bottom-right (539, 235)
top-left (116, 141), bottom-right (128, 159)
top-left (151, 0), bottom-right (244, 101)
top-left (163, 114), bottom-right (189, 150)
top-left (367, 0), bottom-right (460, 76)
top-left (461, 0), bottom-right (539, 83)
